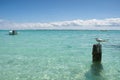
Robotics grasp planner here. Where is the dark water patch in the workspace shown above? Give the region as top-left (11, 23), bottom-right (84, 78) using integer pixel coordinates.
top-left (7, 60), bottom-right (14, 64)
top-left (118, 70), bottom-right (120, 73)
top-left (111, 44), bottom-right (120, 48)
top-left (104, 44), bottom-right (120, 49)
top-left (66, 45), bottom-right (72, 48)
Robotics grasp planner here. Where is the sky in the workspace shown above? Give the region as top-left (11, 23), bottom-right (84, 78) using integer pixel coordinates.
top-left (0, 0), bottom-right (120, 30)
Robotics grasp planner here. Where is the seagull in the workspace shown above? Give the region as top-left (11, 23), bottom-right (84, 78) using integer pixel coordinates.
top-left (95, 38), bottom-right (108, 43)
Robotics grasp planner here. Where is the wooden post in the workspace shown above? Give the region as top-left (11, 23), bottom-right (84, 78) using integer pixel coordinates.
top-left (92, 43), bottom-right (102, 62)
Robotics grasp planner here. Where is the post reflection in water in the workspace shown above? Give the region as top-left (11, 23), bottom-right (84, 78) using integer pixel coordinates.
top-left (85, 62), bottom-right (104, 80)
top-left (91, 62), bottom-right (103, 76)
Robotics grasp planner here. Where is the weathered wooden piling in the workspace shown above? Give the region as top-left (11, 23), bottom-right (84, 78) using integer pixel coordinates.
top-left (92, 43), bottom-right (102, 62)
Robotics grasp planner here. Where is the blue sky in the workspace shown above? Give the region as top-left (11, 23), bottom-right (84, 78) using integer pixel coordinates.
top-left (0, 0), bottom-right (120, 30)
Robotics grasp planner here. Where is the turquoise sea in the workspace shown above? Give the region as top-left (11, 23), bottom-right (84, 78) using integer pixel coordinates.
top-left (0, 30), bottom-right (120, 80)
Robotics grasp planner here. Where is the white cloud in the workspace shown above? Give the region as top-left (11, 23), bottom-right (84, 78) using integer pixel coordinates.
top-left (0, 18), bottom-right (120, 30)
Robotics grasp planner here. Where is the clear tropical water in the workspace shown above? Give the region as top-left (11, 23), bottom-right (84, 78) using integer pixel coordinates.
top-left (0, 30), bottom-right (120, 80)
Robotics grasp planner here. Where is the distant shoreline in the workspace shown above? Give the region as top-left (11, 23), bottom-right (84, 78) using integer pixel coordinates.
top-left (0, 29), bottom-right (120, 31)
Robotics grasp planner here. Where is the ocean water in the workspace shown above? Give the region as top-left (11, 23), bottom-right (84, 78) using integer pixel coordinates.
top-left (0, 30), bottom-right (120, 80)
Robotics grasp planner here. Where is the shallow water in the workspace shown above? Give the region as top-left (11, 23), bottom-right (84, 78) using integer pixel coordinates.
top-left (0, 30), bottom-right (120, 80)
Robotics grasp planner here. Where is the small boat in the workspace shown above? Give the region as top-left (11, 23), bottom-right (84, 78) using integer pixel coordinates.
top-left (9, 30), bottom-right (17, 35)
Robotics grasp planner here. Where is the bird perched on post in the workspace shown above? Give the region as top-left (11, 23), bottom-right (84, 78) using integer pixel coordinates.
top-left (95, 38), bottom-right (108, 44)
